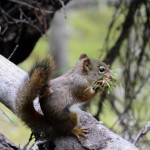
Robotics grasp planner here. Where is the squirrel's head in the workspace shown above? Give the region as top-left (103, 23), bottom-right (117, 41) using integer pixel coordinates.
top-left (76, 54), bottom-right (117, 94)
top-left (76, 54), bottom-right (112, 83)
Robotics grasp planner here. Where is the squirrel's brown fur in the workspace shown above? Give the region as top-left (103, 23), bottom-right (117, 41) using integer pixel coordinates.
top-left (15, 54), bottom-right (112, 138)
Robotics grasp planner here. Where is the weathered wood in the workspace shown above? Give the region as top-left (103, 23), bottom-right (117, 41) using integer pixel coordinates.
top-left (0, 55), bottom-right (26, 112)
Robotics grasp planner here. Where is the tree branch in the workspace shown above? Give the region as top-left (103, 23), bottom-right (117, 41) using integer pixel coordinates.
top-left (0, 55), bottom-right (26, 112)
top-left (105, 0), bottom-right (143, 64)
top-left (133, 121), bottom-right (150, 147)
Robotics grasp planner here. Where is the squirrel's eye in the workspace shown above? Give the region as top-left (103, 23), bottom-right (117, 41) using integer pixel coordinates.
top-left (99, 66), bottom-right (105, 73)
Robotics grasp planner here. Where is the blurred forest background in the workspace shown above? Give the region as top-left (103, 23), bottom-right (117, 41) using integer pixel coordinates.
top-left (0, 0), bottom-right (150, 149)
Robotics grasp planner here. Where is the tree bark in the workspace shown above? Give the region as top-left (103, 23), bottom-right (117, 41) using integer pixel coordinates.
top-left (0, 55), bottom-right (138, 150)
top-left (0, 55), bottom-right (26, 112)
top-left (49, 11), bottom-right (69, 76)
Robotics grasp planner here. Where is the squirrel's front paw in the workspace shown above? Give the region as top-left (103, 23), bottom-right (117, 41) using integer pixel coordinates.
top-left (93, 80), bottom-right (105, 93)
top-left (72, 127), bottom-right (88, 138)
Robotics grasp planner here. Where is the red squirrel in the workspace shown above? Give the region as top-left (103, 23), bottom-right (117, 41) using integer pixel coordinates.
top-left (15, 54), bottom-right (112, 138)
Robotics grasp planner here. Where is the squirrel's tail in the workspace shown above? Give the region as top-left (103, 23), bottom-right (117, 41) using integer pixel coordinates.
top-left (15, 55), bottom-right (54, 133)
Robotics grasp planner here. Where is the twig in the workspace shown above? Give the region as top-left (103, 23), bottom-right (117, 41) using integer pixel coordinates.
top-left (8, 0), bottom-right (40, 10)
top-left (105, 0), bottom-right (143, 64)
top-left (0, 26), bottom-right (8, 35)
top-left (8, 45), bottom-right (19, 60)
top-left (133, 121), bottom-right (150, 147)
top-left (104, 2), bottom-right (123, 51)
top-left (29, 139), bottom-right (48, 150)
top-left (23, 133), bottom-right (34, 150)
top-left (94, 93), bottom-right (106, 120)
top-left (58, 0), bottom-right (67, 19)
top-left (131, 72), bottom-right (150, 99)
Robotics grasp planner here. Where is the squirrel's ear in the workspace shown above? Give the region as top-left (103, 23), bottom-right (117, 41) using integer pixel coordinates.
top-left (82, 58), bottom-right (92, 73)
top-left (79, 54), bottom-right (88, 60)
top-left (83, 58), bottom-right (90, 66)
top-left (79, 54), bottom-right (91, 73)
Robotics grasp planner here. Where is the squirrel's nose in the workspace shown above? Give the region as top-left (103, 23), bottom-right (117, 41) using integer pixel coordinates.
top-left (105, 73), bottom-right (112, 80)
top-left (108, 74), bottom-right (112, 80)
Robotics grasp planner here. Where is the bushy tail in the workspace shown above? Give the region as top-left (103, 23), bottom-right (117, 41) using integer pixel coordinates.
top-left (15, 56), bottom-right (54, 133)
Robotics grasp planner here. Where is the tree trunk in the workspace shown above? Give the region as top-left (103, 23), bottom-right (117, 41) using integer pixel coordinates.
top-left (49, 11), bottom-right (69, 76)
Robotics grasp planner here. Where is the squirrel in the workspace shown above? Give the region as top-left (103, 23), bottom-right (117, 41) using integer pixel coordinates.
top-left (15, 54), bottom-right (112, 138)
